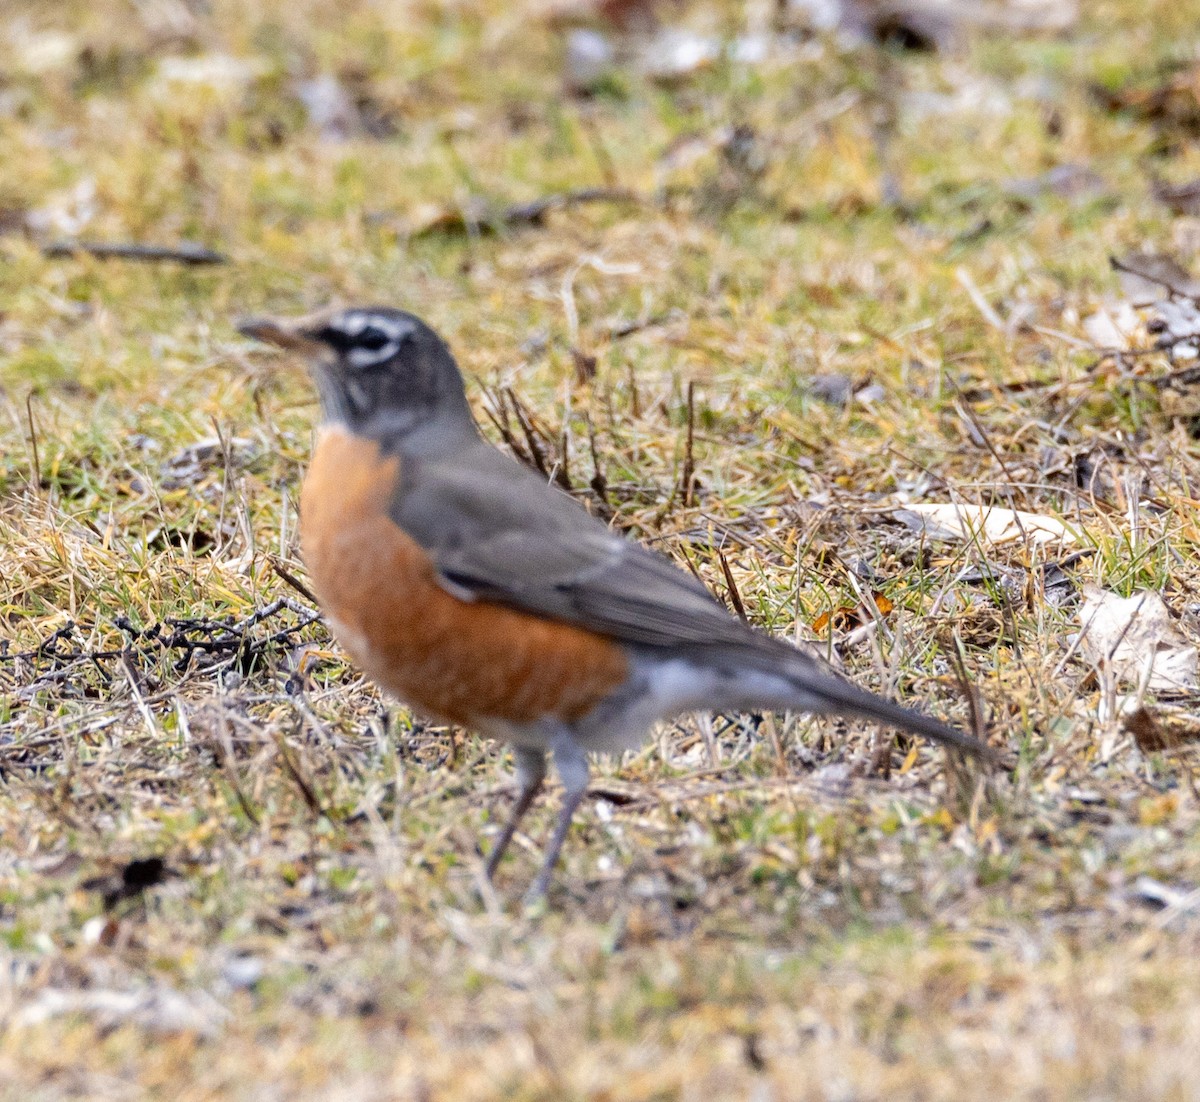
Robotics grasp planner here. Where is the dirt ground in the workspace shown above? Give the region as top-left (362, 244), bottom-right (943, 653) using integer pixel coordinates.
top-left (3, 1), bottom-right (1200, 1098)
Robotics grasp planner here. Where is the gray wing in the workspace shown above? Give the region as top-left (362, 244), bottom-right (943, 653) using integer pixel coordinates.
top-left (389, 445), bottom-right (996, 759)
top-left (390, 444), bottom-right (758, 649)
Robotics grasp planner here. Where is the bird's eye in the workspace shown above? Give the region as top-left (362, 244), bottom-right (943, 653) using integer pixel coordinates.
top-left (357, 325), bottom-right (391, 352)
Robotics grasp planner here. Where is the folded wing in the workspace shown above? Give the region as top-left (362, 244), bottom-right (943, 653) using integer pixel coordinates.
top-left (389, 443), bottom-right (993, 757)
top-left (390, 444), bottom-right (763, 649)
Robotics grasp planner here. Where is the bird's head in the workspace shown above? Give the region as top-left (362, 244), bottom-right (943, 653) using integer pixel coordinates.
top-left (237, 306), bottom-right (478, 450)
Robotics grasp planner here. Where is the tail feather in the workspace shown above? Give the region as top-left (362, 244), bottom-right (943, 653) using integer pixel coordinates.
top-left (698, 636), bottom-right (997, 761)
top-left (654, 636), bottom-right (997, 762)
top-left (792, 662), bottom-right (995, 760)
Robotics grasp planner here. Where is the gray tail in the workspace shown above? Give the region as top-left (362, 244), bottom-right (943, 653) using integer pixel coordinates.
top-left (761, 645), bottom-right (996, 761)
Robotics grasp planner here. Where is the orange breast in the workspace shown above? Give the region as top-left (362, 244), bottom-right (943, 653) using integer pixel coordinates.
top-left (299, 426), bottom-right (629, 727)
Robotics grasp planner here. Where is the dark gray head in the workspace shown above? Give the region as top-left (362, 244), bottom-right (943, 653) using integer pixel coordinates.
top-left (237, 306), bottom-right (479, 451)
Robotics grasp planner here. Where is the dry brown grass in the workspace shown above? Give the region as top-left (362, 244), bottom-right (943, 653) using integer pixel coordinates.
top-left (3, 0), bottom-right (1200, 1097)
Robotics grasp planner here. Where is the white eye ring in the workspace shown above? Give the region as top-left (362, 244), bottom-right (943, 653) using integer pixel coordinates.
top-left (347, 342), bottom-right (397, 368)
top-left (340, 312), bottom-right (368, 336)
top-left (336, 312), bottom-right (413, 342)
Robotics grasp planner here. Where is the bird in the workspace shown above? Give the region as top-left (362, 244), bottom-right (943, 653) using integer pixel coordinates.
top-left (237, 306), bottom-right (994, 902)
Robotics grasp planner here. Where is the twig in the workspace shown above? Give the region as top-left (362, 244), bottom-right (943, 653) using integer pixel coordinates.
top-left (575, 110), bottom-right (619, 189)
top-left (603, 310), bottom-right (679, 341)
top-left (42, 240), bottom-right (228, 265)
top-left (717, 549), bottom-right (747, 621)
top-left (214, 709), bottom-right (260, 826)
top-left (505, 387), bottom-right (572, 491)
top-left (502, 187), bottom-right (635, 227)
top-left (120, 656), bottom-right (159, 741)
top-left (506, 387), bottom-right (550, 480)
top-left (412, 188), bottom-right (639, 238)
top-left (949, 631), bottom-right (986, 743)
top-left (681, 381), bottom-right (696, 507)
top-left (479, 388), bottom-right (530, 464)
top-left (275, 731), bottom-right (325, 818)
top-left (951, 393), bottom-right (1021, 495)
top-left (1110, 253), bottom-right (1200, 300)
top-left (585, 414), bottom-right (611, 510)
top-left (24, 393), bottom-right (40, 491)
top-left (956, 267), bottom-right (1006, 331)
top-left (0, 603), bottom-right (322, 699)
top-left (269, 555), bottom-right (320, 606)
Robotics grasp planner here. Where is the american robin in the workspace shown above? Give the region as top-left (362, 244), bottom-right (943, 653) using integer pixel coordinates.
top-left (238, 306), bottom-right (993, 901)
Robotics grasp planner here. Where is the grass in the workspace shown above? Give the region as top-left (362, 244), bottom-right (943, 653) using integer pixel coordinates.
top-left (3, 0), bottom-right (1200, 1097)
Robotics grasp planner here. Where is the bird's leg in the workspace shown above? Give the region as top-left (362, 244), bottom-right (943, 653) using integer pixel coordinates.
top-left (485, 745), bottom-right (546, 881)
top-left (525, 731), bottom-right (590, 904)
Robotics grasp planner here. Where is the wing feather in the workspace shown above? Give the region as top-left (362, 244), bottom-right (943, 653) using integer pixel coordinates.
top-left (390, 446), bottom-right (757, 648)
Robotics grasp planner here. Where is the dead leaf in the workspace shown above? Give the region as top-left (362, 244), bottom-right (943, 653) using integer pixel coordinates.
top-left (812, 592), bottom-right (893, 635)
top-left (548, 0), bottom-right (667, 33)
top-left (638, 29), bottom-right (720, 83)
top-left (1082, 302), bottom-right (1141, 348)
top-left (1155, 363), bottom-right (1200, 418)
top-left (81, 915), bottom-right (122, 947)
top-left (1092, 63), bottom-right (1200, 136)
top-left (1149, 299), bottom-right (1200, 354)
top-left (1123, 705), bottom-right (1200, 753)
top-left (892, 503), bottom-right (1079, 547)
top-left (1004, 163), bottom-right (1106, 203)
top-left (807, 373), bottom-right (855, 407)
top-left (571, 348), bottom-right (598, 383)
top-left (786, 0), bottom-right (1075, 42)
top-left (1076, 586), bottom-right (1199, 693)
top-left (1111, 251), bottom-right (1200, 302)
top-left (564, 29), bottom-right (617, 92)
top-left (154, 54), bottom-right (268, 95)
top-left (1151, 176), bottom-right (1200, 217)
top-left (160, 436), bottom-right (254, 488)
top-left (1131, 874), bottom-right (1193, 909)
top-left (295, 75), bottom-right (361, 141)
top-left (82, 856), bottom-right (172, 910)
top-left (403, 198), bottom-right (491, 237)
top-left (15, 985), bottom-right (228, 1038)
top-left (809, 0), bottom-right (959, 51)
top-left (401, 189), bottom-right (638, 238)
